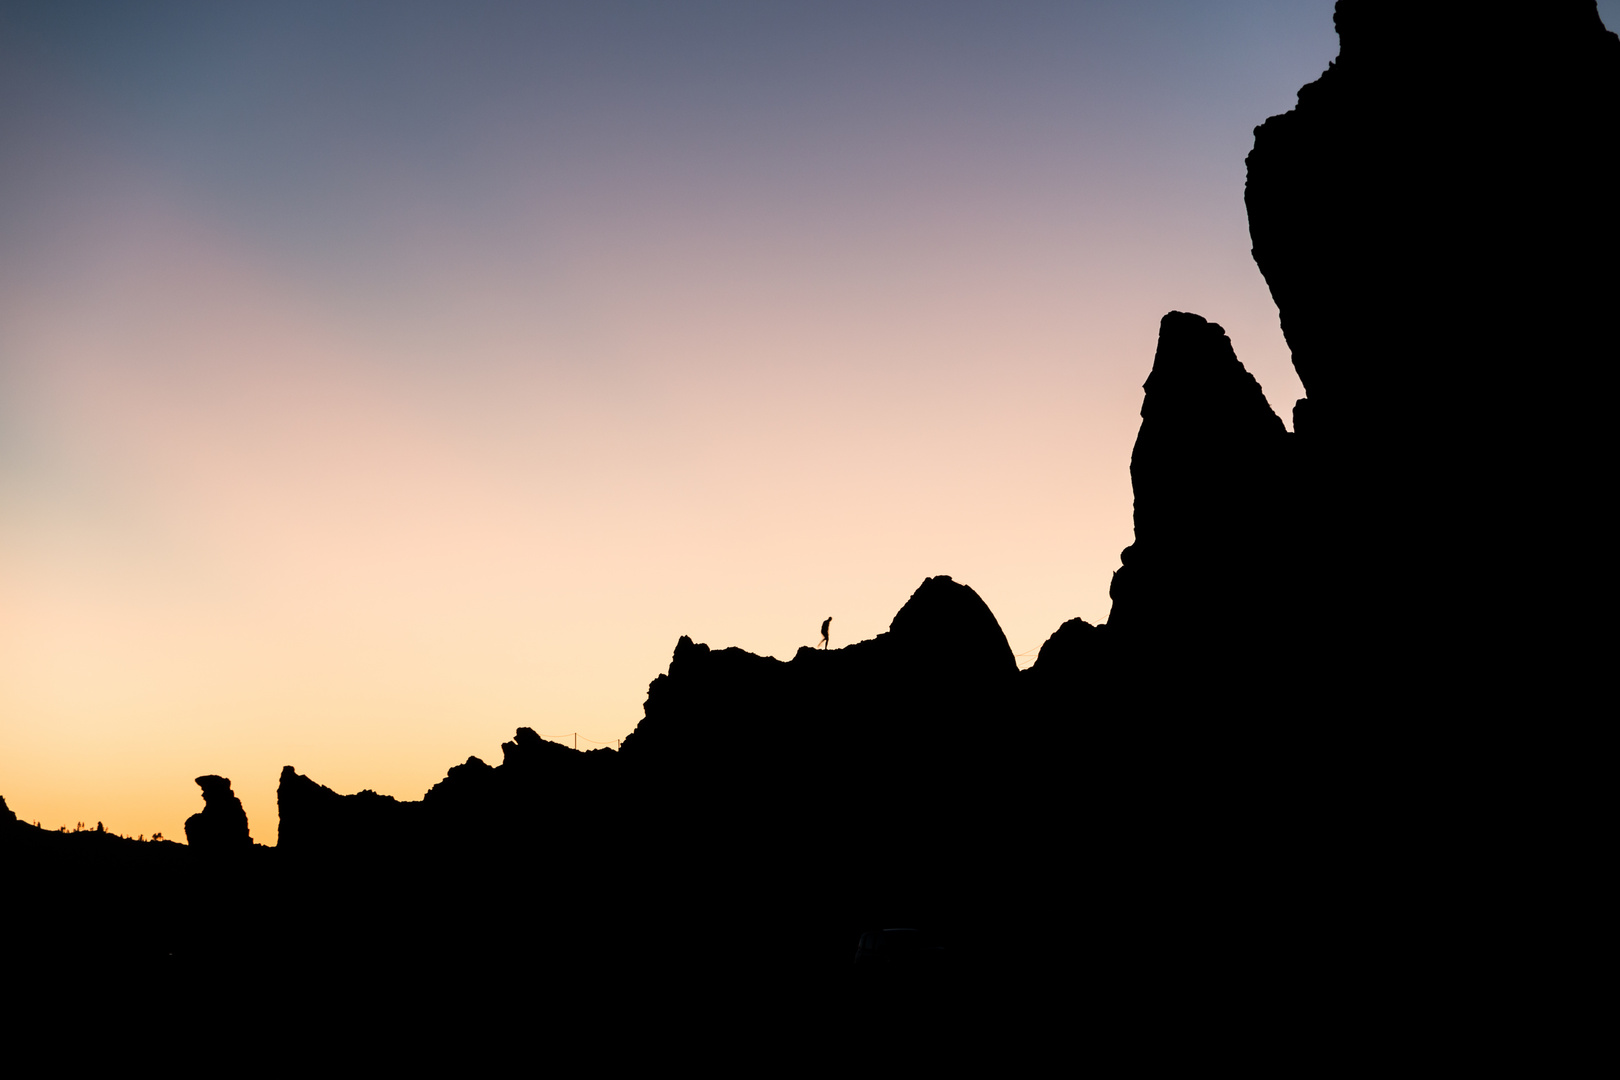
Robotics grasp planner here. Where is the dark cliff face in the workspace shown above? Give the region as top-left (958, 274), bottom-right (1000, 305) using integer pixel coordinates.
top-left (1244, 0), bottom-right (1619, 684)
top-left (1249, 1), bottom-right (1618, 430)
top-left (1107, 312), bottom-right (1296, 664)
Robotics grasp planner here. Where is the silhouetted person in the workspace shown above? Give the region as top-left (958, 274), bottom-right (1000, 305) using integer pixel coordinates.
top-left (820, 617), bottom-right (831, 650)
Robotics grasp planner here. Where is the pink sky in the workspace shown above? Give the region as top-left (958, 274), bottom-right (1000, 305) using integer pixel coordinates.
top-left (0, 2), bottom-right (1359, 840)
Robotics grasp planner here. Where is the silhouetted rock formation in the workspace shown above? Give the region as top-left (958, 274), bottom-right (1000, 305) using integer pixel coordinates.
top-left (623, 575), bottom-right (1015, 773)
top-left (1245, 0), bottom-right (1619, 699)
top-left (1016, 615), bottom-right (1110, 732)
top-left (277, 728), bottom-right (624, 861)
top-left (183, 775), bottom-right (252, 851)
top-left (1106, 312), bottom-right (1297, 676)
top-left (612, 575), bottom-right (1034, 945)
top-left (1021, 616), bottom-right (1102, 693)
top-left (259, 575), bottom-right (1029, 984)
top-left (276, 766), bottom-right (421, 855)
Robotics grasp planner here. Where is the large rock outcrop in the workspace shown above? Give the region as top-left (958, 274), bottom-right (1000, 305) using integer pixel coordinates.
top-left (183, 775), bottom-right (252, 851)
top-left (1106, 312), bottom-right (1297, 679)
top-left (1245, 0), bottom-right (1619, 697)
top-left (277, 728), bottom-right (621, 857)
top-left (268, 576), bottom-right (1030, 951)
top-left (275, 766), bottom-right (418, 854)
top-left (621, 574), bottom-right (1016, 773)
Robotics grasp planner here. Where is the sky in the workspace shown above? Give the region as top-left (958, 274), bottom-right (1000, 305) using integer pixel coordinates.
top-left (9, 2), bottom-right (1607, 842)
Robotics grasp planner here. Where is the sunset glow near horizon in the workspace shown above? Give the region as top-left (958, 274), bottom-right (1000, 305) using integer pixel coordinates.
top-left (12, 2), bottom-right (1597, 844)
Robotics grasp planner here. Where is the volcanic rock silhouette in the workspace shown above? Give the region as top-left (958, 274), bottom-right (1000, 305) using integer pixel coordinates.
top-left (269, 575), bottom-right (1024, 946)
top-left (1106, 311), bottom-right (1297, 676)
top-left (622, 574), bottom-right (1015, 771)
top-left (1244, 0), bottom-right (1619, 706)
top-left (183, 775), bottom-right (252, 851)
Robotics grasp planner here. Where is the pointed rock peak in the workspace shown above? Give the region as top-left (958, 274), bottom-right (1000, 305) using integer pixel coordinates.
top-left (278, 766), bottom-right (328, 794)
top-left (1142, 312), bottom-right (1284, 435)
top-left (669, 634), bottom-right (711, 671)
top-left (277, 767), bottom-right (349, 805)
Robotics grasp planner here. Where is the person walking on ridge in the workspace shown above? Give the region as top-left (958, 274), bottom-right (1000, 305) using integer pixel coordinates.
top-left (820, 617), bottom-right (831, 650)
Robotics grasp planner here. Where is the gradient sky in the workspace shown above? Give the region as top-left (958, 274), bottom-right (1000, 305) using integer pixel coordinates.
top-left (8, 2), bottom-right (1609, 842)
